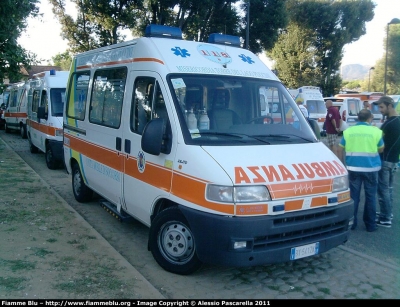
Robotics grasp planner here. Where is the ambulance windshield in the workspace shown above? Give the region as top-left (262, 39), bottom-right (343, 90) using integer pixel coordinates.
top-left (169, 75), bottom-right (318, 145)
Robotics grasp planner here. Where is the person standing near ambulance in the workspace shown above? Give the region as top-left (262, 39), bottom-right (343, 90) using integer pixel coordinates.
top-left (338, 109), bottom-right (384, 232)
top-left (324, 99), bottom-right (341, 156)
top-left (293, 100), bottom-right (309, 129)
top-left (375, 96), bottom-right (400, 228)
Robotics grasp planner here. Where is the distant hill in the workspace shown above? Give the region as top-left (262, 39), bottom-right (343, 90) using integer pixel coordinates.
top-left (341, 64), bottom-right (372, 81)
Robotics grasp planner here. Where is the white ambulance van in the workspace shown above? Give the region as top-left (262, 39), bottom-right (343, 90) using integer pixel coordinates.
top-left (323, 96), bottom-right (363, 131)
top-left (27, 70), bottom-right (69, 169)
top-left (4, 81), bottom-right (30, 138)
top-left (63, 25), bottom-right (353, 275)
top-left (289, 86), bottom-right (327, 131)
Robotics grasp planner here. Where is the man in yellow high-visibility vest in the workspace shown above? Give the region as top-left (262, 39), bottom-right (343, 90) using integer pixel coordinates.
top-left (338, 109), bottom-right (384, 232)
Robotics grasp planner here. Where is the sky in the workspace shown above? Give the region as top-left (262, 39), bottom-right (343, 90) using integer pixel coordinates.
top-left (18, 0), bottom-right (400, 68)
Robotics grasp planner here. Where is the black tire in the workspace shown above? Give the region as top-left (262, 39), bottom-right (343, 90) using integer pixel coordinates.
top-left (72, 163), bottom-right (93, 202)
top-left (149, 207), bottom-right (202, 275)
top-left (29, 137), bottom-right (39, 153)
top-left (20, 124), bottom-right (27, 139)
top-left (45, 145), bottom-right (58, 170)
top-left (5, 122), bottom-right (10, 133)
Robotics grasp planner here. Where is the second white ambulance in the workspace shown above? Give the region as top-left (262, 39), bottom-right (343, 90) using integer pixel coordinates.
top-left (27, 70), bottom-right (69, 169)
top-left (64, 25), bottom-right (354, 275)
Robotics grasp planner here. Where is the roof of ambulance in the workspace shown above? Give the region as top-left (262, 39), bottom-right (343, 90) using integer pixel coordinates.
top-left (74, 36), bottom-right (278, 81)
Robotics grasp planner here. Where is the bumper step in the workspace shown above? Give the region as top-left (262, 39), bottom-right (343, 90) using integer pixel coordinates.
top-left (99, 200), bottom-right (133, 222)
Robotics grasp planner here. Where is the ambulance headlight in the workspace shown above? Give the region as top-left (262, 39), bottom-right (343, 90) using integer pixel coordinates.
top-left (206, 185), bottom-right (271, 203)
top-left (55, 129), bottom-right (63, 137)
top-left (332, 175), bottom-right (349, 192)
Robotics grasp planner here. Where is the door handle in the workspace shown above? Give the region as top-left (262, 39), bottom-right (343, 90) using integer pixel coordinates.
top-left (116, 137), bottom-right (122, 151)
top-left (125, 139), bottom-right (131, 154)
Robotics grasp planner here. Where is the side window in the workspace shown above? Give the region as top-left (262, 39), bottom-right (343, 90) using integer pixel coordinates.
top-left (10, 89), bottom-right (17, 107)
top-left (131, 77), bottom-right (155, 134)
top-left (32, 90), bottom-right (40, 113)
top-left (66, 71), bottom-right (90, 121)
top-left (89, 67), bottom-right (127, 128)
top-left (41, 90), bottom-right (48, 113)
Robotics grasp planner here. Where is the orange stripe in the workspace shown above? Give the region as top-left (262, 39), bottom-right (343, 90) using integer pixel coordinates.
top-left (236, 204), bottom-right (268, 215)
top-left (337, 191), bottom-right (350, 203)
top-left (4, 112), bottom-right (27, 118)
top-left (27, 119), bottom-right (60, 136)
top-left (124, 156), bottom-right (172, 192)
top-left (77, 58), bottom-right (164, 70)
top-left (66, 133), bottom-right (124, 171)
top-left (267, 178), bottom-right (332, 199)
top-left (311, 196), bottom-right (327, 207)
top-left (132, 58), bottom-right (164, 65)
top-left (285, 200), bottom-right (303, 211)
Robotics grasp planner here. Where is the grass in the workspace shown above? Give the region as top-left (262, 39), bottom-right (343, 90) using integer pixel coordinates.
top-left (0, 276), bottom-right (27, 291)
top-left (0, 259), bottom-right (36, 272)
top-left (32, 247), bottom-right (54, 258)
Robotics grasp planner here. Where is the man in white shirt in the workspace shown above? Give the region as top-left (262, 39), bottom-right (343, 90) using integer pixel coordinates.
top-left (293, 100), bottom-right (309, 129)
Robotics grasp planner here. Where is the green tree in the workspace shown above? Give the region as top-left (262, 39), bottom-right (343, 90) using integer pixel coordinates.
top-left (50, 1), bottom-right (288, 55)
top-left (370, 23), bottom-right (400, 94)
top-left (52, 51), bottom-right (73, 70)
top-left (0, 0), bottom-right (40, 84)
top-left (268, 0), bottom-right (375, 96)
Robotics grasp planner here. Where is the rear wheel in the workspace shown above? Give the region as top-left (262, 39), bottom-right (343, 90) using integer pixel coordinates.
top-left (20, 124), bottom-right (27, 139)
top-left (72, 163), bottom-right (93, 202)
top-left (149, 207), bottom-right (202, 275)
top-left (45, 145), bottom-right (57, 170)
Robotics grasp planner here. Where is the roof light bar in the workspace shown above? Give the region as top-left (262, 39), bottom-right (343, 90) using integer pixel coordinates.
top-left (145, 24), bottom-right (182, 39)
top-left (208, 33), bottom-right (241, 47)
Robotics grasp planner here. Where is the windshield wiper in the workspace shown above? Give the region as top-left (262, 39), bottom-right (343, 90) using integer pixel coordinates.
top-left (252, 134), bottom-right (314, 143)
top-left (198, 132), bottom-right (271, 144)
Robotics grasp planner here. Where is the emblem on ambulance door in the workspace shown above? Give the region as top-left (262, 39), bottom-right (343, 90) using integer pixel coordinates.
top-left (137, 151), bottom-right (146, 173)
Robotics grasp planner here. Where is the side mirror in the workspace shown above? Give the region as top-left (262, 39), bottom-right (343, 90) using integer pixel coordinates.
top-left (37, 106), bottom-right (47, 120)
top-left (0, 103), bottom-right (5, 110)
top-left (141, 118), bottom-right (171, 155)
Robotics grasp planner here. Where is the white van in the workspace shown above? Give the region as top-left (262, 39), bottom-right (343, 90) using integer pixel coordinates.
top-left (4, 81), bottom-right (29, 138)
top-left (27, 70), bottom-right (69, 169)
top-left (63, 25), bottom-right (353, 275)
top-left (323, 97), bottom-right (363, 131)
top-left (289, 86), bottom-right (326, 131)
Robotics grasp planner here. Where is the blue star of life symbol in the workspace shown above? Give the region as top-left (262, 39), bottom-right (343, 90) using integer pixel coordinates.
top-left (171, 47), bottom-right (191, 58)
top-left (239, 54), bottom-right (254, 64)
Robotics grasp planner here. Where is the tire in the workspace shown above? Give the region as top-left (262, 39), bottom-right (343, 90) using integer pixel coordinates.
top-left (72, 163), bottom-right (93, 202)
top-left (20, 124), bottom-right (27, 139)
top-left (45, 145), bottom-right (57, 170)
top-left (29, 137), bottom-right (39, 153)
top-left (149, 207), bottom-right (202, 275)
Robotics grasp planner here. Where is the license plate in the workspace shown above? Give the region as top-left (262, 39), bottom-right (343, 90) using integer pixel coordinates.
top-left (290, 242), bottom-right (319, 260)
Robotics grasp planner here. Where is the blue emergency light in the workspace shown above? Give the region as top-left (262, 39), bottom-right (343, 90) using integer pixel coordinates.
top-left (145, 24), bottom-right (182, 39)
top-left (208, 33), bottom-right (241, 47)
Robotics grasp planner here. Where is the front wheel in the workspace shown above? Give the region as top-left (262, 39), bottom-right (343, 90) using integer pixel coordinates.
top-left (72, 163), bottom-right (93, 202)
top-left (149, 207), bottom-right (202, 275)
top-left (45, 145), bottom-right (58, 170)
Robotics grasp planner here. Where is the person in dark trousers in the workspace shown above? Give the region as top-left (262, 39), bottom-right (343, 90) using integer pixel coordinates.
top-left (324, 99), bottom-right (341, 157)
top-left (338, 109), bottom-right (384, 232)
top-left (375, 96), bottom-right (400, 228)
